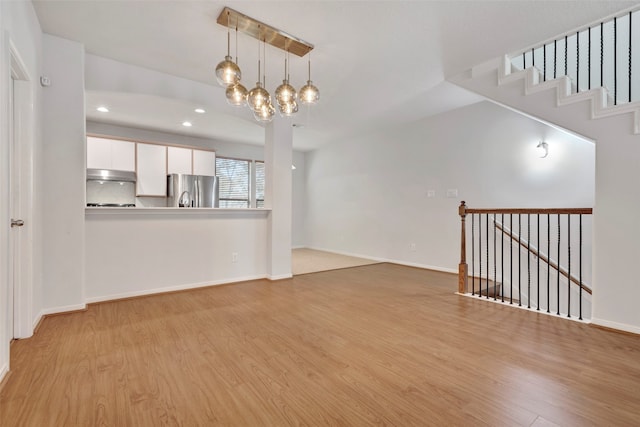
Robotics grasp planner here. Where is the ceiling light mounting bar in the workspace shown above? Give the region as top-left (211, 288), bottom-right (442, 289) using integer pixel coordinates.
top-left (216, 6), bottom-right (314, 57)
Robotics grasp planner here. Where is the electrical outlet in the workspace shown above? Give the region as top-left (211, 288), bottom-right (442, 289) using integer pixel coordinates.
top-left (446, 189), bottom-right (458, 198)
top-left (410, 243), bottom-right (417, 251)
top-left (232, 252), bottom-right (238, 263)
top-left (427, 190), bottom-right (436, 198)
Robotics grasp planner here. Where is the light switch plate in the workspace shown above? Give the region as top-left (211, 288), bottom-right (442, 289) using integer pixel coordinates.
top-left (446, 189), bottom-right (458, 198)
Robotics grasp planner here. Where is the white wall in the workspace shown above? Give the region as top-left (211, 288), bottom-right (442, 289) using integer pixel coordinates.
top-left (0, 0), bottom-right (43, 376)
top-left (304, 101), bottom-right (595, 272)
top-left (85, 210), bottom-right (268, 302)
top-left (41, 34), bottom-right (86, 313)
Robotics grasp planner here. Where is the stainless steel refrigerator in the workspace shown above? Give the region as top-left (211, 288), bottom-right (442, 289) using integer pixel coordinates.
top-left (167, 174), bottom-right (219, 207)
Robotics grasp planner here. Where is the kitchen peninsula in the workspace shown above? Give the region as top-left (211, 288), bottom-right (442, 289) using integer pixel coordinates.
top-left (85, 207), bottom-right (270, 303)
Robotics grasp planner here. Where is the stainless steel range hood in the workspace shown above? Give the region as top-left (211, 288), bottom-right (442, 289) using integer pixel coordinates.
top-left (87, 169), bottom-right (136, 182)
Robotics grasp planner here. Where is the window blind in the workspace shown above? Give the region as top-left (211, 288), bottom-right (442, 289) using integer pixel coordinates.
top-left (215, 157), bottom-right (250, 208)
top-left (255, 161), bottom-right (265, 208)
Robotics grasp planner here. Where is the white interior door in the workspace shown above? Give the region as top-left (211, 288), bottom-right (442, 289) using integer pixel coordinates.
top-left (8, 76), bottom-right (15, 341)
top-left (9, 45), bottom-right (33, 340)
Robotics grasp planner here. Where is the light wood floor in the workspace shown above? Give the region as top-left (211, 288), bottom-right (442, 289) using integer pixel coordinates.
top-left (292, 248), bottom-right (379, 275)
top-left (2, 264), bottom-right (640, 426)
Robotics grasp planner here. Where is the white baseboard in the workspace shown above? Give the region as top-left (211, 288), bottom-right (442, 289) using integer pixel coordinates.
top-left (32, 312), bottom-right (43, 330)
top-left (591, 317), bottom-right (640, 335)
top-left (84, 275), bottom-right (267, 305)
top-left (39, 303), bottom-right (87, 316)
top-left (267, 274), bottom-right (293, 281)
top-left (458, 292), bottom-right (591, 324)
top-left (305, 246), bottom-right (458, 275)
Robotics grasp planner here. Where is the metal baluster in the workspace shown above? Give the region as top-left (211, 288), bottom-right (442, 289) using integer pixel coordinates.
top-left (557, 214), bottom-right (561, 316)
top-left (579, 214), bottom-right (583, 320)
top-left (501, 213), bottom-right (505, 303)
top-left (493, 215), bottom-right (497, 301)
top-left (472, 213), bottom-right (475, 295)
top-left (630, 11), bottom-right (633, 103)
top-left (532, 47), bottom-right (535, 68)
top-left (537, 214), bottom-right (540, 311)
top-left (565, 35), bottom-right (568, 82)
top-left (577, 31), bottom-right (580, 92)
top-left (543, 44), bottom-right (547, 81)
top-left (615, 16), bottom-right (618, 105)
top-left (486, 213), bottom-right (489, 299)
top-left (554, 39), bottom-right (558, 79)
top-left (527, 214), bottom-right (531, 309)
top-left (601, 22), bottom-right (604, 88)
top-left (518, 214), bottom-right (522, 306)
top-left (510, 214), bottom-right (513, 304)
top-left (523, 51), bottom-right (526, 69)
top-left (479, 213), bottom-right (482, 298)
top-left (547, 214), bottom-right (551, 313)
top-left (567, 215), bottom-right (571, 318)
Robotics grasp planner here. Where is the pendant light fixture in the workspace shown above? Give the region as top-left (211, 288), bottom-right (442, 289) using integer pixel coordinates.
top-left (215, 7), bottom-right (318, 123)
top-left (299, 54), bottom-right (319, 105)
top-left (225, 19), bottom-right (248, 106)
top-left (251, 38), bottom-right (275, 122)
top-left (247, 31), bottom-right (270, 113)
top-left (279, 100), bottom-right (298, 117)
top-left (254, 101), bottom-right (276, 123)
top-left (215, 11), bottom-right (241, 87)
top-left (275, 52), bottom-right (297, 116)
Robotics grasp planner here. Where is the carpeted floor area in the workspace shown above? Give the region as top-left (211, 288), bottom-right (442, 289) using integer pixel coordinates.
top-left (292, 248), bottom-right (380, 275)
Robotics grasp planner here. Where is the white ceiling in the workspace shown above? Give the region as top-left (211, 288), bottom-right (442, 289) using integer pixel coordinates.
top-left (34, 0), bottom-right (638, 151)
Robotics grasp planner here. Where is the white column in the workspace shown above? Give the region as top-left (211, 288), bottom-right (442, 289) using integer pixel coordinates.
top-left (41, 35), bottom-right (86, 311)
top-left (264, 117), bottom-right (293, 280)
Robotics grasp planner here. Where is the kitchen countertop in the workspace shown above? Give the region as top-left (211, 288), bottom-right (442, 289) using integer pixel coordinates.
top-left (85, 207), bottom-right (270, 216)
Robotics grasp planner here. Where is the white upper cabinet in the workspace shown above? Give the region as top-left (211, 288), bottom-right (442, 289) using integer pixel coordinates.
top-left (87, 136), bottom-right (216, 197)
top-left (87, 136), bottom-right (135, 171)
top-left (136, 143), bottom-right (167, 196)
top-left (167, 146), bottom-right (193, 175)
top-left (192, 149), bottom-right (216, 176)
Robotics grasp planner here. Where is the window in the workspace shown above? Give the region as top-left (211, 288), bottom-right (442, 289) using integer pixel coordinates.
top-left (255, 161), bottom-right (265, 208)
top-left (215, 157), bottom-right (265, 208)
top-left (216, 157), bottom-right (250, 208)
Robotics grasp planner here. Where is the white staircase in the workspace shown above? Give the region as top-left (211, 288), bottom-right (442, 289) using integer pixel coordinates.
top-left (450, 55), bottom-right (640, 135)
top-left (448, 11), bottom-right (640, 333)
top-left (449, 55), bottom-right (640, 137)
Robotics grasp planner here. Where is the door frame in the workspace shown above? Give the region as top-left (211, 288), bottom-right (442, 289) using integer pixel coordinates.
top-left (8, 37), bottom-right (34, 340)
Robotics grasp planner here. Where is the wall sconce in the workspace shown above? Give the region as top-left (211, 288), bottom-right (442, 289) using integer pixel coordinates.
top-left (536, 141), bottom-right (549, 158)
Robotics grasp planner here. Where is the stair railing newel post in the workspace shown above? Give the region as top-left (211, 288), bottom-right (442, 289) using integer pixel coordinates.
top-left (458, 201), bottom-right (468, 294)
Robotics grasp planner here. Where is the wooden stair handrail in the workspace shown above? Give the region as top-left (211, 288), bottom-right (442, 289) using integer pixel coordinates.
top-left (494, 221), bottom-right (592, 295)
top-left (464, 207), bottom-right (593, 215)
top-left (458, 201), bottom-right (593, 296)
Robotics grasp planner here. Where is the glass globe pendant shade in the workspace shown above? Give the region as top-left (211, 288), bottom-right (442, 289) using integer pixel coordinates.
top-left (275, 79), bottom-right (297, 107)
top-left (299, 80), bottom-right (319, 105)
top-left (226, 83), bottom-right (248, 107)
top-left (247, 82), bottom-right (270, 112)
top-left (215, 56), bottom-right (241, 87)
top-left (253, 102), bottom-right (275, 123)
top-left (278, 100), bottom-right (298, 117)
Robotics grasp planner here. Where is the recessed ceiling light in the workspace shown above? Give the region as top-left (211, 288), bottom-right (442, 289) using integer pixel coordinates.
top-left (182, 121), bottom-right (193, 127)
top-left (96, 106), bottom-right (109, 113)
top-left (194, 108), bottom-right (206, 114)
